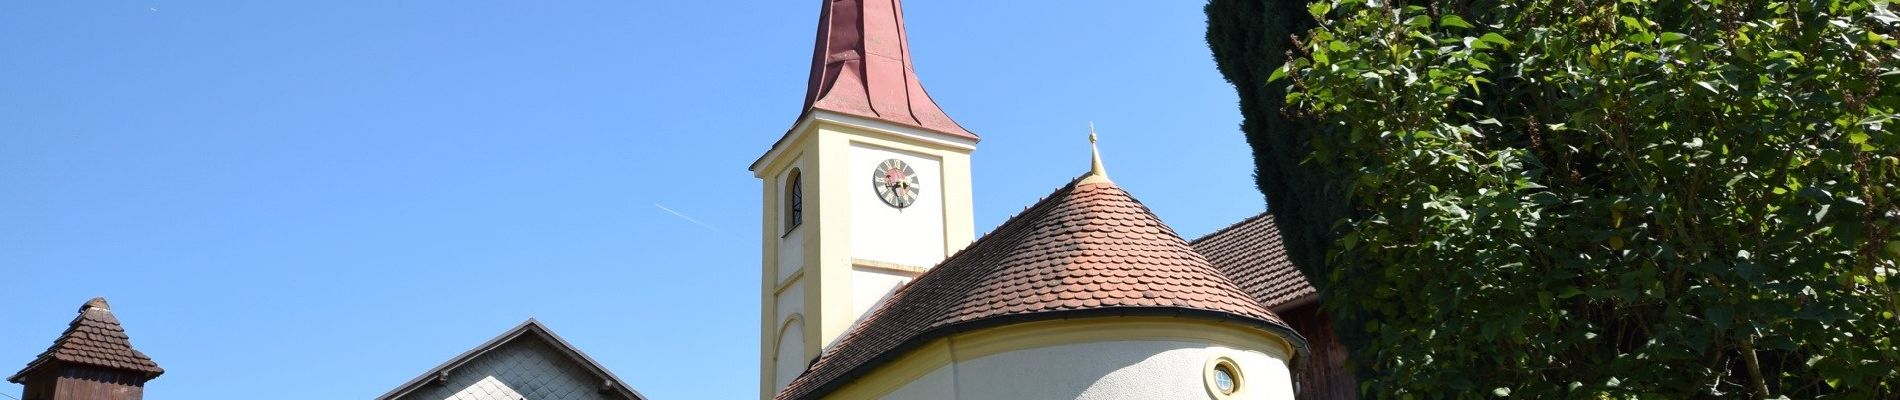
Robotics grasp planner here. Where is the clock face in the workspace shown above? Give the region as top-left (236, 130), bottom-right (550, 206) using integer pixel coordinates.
top-left (872, 159), bottom-right (921, 209)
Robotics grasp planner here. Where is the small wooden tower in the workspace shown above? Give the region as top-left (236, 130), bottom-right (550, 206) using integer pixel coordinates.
top-left (8, 297), bottom-right (164, 400)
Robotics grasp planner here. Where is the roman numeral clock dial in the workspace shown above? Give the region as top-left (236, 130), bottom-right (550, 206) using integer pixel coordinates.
top-left (872, 159), bottom-right (920, 209)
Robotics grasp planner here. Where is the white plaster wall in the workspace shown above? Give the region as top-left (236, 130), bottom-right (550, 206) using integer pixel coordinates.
top-left (847, 143), bottom-right (945, 268)
top-left (778, 228), bottom-right (805, 284)
top-left (776, 319), bottom-right (809, 392)
top-left (393, 337), bottom-right (622, 400)
top-left (878, 340), bottom-right (1294, 400)
top-left (881, 363), bottom-right (956, 399)
top-left (771, 279), bottom-right (808, 390)
top-left (776, 281), bottom-right (805, 335)
top-left (849, 266), bottom-right (915, 325)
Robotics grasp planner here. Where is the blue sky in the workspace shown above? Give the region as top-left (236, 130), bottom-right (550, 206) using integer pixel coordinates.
top-left (0, 1), bottom-right (1265, 398)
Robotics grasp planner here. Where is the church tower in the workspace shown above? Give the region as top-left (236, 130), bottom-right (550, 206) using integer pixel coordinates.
top-left (751, 0), bottom-right (977, 397)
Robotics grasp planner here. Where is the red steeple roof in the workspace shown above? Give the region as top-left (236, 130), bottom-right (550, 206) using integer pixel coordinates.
top-left (801, 0), bottom-right (976, 140)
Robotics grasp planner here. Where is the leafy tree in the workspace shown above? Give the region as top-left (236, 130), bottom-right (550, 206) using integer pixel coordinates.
top-left (1211, 0), bottom-right (1900, 397)
top-left (1206, 0), bottom-right (1381, 390)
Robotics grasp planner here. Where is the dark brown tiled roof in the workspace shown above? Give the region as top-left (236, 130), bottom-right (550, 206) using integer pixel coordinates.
top-left (778, 176), bottom-right (1305, 400)
top-left (1191, 212), bottom-right (1318, 310)
top-left (8, 297), bottom-right (164, 383)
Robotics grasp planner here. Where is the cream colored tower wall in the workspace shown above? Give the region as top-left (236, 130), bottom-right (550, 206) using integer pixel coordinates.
top-left (803, 115), bottom-right (975, 353)
top-left (775, 280), bottom-right (807, 389)
top-left (847, 143), bottom-right (946, 267)
top-left (759, 166), bottom-right (782, 400)
top-left (823, 318), bottom-right (1299, 400)
top-left (849, 266), bottom-right (915, 325)
top-left (756, 111), bottom-right (976, 400)
top-left (775, 317), bottom-right (808, 391)
top-left (776, 282), bottom-right (806, 338)
top-left (779, 229), bottom-right (806, 283)
top-left (758, 129), bottom-right (820, 400)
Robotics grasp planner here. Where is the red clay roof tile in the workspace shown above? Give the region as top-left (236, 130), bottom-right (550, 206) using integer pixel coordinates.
top-left (1191, 212), bottom-right (1318, 310)
top-left (776, 177), bottom-right (1302, 400)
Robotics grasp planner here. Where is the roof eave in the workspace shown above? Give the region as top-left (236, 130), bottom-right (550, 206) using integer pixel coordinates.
top-left (1189, 211), bottom-right (1273, 245)
top-left (781, 307), bottom-right (1310, 400)
top-left (4, 357), bottom-right (162, 384)
top-left (750, 109), bottom-right (979, 174)
top-left (1270, 293), bottom-right (1322, 313)
top-left (374, 319), bottom-right (649, 400)
top-left (5, 357), bottom-right (52, 384)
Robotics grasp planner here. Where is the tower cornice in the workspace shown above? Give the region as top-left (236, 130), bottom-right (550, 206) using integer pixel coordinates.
top-left (752, 109), bottom-right (977, 175)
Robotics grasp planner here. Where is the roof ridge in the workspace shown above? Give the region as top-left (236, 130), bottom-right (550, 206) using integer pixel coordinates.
top-left (1190, 209), bottom-right (1271, 245)
top-left (374, 319), bottom-right (649, 400)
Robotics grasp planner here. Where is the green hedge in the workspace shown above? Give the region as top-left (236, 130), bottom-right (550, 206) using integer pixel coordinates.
top-left (1210, 0), bottom-right (1900, 397)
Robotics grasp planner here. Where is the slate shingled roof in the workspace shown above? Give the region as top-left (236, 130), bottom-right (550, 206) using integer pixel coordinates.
top-left (375, 319), bottom-right (649, 400)
top-left (1191, 212), bottom-right (1318, 310)
top-left (777, 176), bottom-right (1306, 400)
top-left (8, 297), bottom-right (164, 383)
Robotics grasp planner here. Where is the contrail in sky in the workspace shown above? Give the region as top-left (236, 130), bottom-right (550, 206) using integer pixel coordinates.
top-left (654, 203), bottom-right (730, 236)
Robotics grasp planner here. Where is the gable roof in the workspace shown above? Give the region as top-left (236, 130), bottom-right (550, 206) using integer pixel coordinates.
top-left (777, 176), bottom-right (1306, 400)
top-left (8, 297), bottom-right (164, 383)
top-left (375, 319), bottom-right (648, 400)
top-left (1191, 212), bottom-right (1318, 310)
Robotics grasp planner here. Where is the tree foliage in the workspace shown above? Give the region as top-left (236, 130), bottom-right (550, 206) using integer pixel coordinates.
top-left (1219, 0), bottom-right (1900, 397)
top-left (1207, 0), bottom-right (1346, 278)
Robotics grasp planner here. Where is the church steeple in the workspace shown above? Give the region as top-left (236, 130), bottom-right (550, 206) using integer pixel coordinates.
top-left (752, 2), bottom-right (972, 396)
top-left (756, 2), bottom-right (978, 398)
top-left (801, 0), bottom-right (976, 140)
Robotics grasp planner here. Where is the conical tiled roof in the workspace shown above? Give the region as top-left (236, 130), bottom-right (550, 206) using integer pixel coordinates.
top-left (777, 177), bottom-right (1304, 400)
top-left (799, 0), bottom-right (976, 140)
top-left (8, 297), bottom-right (164, 383)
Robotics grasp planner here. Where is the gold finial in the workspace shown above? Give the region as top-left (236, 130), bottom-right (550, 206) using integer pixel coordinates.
top-left (1083, 122), bottom-right (1110, 184)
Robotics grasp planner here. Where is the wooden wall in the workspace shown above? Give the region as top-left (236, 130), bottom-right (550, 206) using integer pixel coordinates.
top-left (1282, 303), bottom-right (1357, 400)
top-left (17, 366), bottom-right (146, 400)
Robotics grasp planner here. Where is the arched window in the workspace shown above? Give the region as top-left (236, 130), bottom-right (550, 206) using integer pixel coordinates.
top-left (785, 169), bottom-right (803, 233)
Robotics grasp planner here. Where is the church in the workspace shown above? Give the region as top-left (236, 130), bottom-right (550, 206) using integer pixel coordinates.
top-left (7, 1), bottom-right (1353, 399)
top-left (749, 1), bottom-right (1351, 399)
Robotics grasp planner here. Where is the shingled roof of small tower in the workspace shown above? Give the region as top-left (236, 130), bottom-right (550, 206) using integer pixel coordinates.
top-left (776, 174), bottom-right (1306, 400)
top-left (8, 297), bottom-right (164, 383)
top-left (798, 0), bottom-right (976, 140)
top-left (1192, 212), bottom-right (1318, 310)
